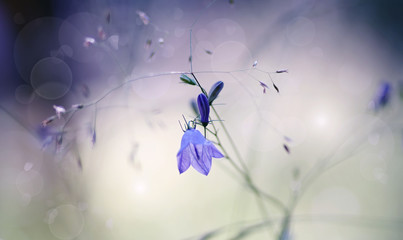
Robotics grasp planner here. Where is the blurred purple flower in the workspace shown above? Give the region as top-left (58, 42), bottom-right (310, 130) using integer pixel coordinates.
top-left (36, 126), bottom-right (54, 150)
top-left (72, 104), bottom-right (84, 110)
top-left (373, 82), bottom-right (391, 110)
top-left (177, 129), bottom-right (224, 176)
top-left (197, 93), bottom-right (210, 127)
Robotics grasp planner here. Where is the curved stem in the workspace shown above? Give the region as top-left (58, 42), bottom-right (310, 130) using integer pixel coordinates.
top-left (211, 106), bottom-right (249, 174)
top-left (209, 109), bottom-right (287, 213)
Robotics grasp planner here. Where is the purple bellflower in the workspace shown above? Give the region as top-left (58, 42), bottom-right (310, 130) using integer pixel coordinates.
top-left (197, 93), bottom-right (210, 127)
top-left (177, 128), bottom-right (224, 176)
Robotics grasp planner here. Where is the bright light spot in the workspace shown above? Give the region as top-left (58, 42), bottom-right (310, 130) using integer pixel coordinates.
top-left (133, 181), bottom-right (146, 195)
top-left (315, 114), bottom-right (327, 127)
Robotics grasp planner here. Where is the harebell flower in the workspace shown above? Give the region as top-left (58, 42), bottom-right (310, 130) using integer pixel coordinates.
top-left (177, 126), bottom-right (224, 176)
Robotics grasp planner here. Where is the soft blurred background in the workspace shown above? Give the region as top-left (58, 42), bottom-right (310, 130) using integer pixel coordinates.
top-left (1, 0), bottom-right (403, 239)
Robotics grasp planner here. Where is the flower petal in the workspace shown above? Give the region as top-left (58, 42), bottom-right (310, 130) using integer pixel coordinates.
top-left (177, 146), bottom-right (192, 174)
top-left (179, 129), bottom-right (205, 150)
top-left (205, 141), bottom-right (224, 158)
top-left (190, 143), bottom-right (210, 175)
top-left (176, 129), bottom-right (223, 176)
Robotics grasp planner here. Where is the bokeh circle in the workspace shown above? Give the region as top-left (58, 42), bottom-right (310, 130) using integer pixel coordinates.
top-left (48, 204), bottom-right (85, 240)
top-left (30, 57), bottom-right (72, 99)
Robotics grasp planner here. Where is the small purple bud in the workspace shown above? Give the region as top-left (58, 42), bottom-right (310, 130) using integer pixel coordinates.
top-left (208, 81), bottom-right (224, 105)
top-left (197, 93), bottom-right (210, 127)
top-left (259, 81), bottom-right (269, 94)
top-left (204, 49), bottom-right (213, 55)
top-left (273, 83), bottom-right (279, 93)
top-left (92, 130), bottom-right (97, 146)
top-left (283, 144), bottom-right (290, 154)
top-left (375, 82), bottom-right (391, 109)
top-left (72, 104), bottom-right (84, 109)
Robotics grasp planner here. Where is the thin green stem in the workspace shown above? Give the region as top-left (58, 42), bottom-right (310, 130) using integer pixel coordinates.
top-left (209, 121), bottom-right (275, 237)
top-left (210, 106), bottom-right (249, 174)
top-left (191, 71), bottom-right (287, 218)
top-left (209, 112), bottom-right (287, 213)
top-left (191, 72), bottom-right (207, 96)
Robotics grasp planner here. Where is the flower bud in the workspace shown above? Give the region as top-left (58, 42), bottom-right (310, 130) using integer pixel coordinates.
top-left (208, 81), bottom-right (224, 105)
top-left (197, 93), bottom-right (210, 127)
top-left (180, 74), bottom-right (197, 85)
